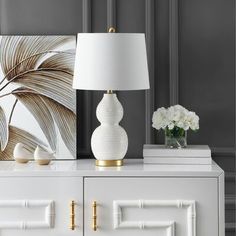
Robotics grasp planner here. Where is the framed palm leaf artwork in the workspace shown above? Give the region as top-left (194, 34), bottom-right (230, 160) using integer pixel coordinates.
top-left (0, 36), bottom-right (76, 160)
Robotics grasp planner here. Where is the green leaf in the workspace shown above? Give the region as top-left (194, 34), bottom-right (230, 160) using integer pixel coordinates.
top-left (165, 126), bottom-right (185, 138)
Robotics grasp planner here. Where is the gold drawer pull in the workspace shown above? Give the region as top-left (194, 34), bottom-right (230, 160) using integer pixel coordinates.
top-left (92, 201), bottom-right (97, 231)
top-left (70, 200), bottom-right (76, 230)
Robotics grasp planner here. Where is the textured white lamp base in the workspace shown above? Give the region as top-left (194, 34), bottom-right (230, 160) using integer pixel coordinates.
top-left (91, 93), bottom-right (128, 166)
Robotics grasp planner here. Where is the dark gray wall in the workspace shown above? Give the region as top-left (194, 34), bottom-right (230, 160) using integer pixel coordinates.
top-left (0, 0), bottom-right (235, 233)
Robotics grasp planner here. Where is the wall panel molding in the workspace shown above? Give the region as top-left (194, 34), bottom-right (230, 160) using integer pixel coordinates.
top-left (145, 0), bottom-right (155, 144)
top-left (225, 172), bottom-right (236, 182)
top-left (169, 0), bottom-right (179, 105)
top-left (107, 0), bottom-right (116, 30)
top-left (0, 0), bottom-right (1, 33)
top-left (81, 0), bottom-right (92, 156)
top-left (225, 194), bottom-right (236, 210)
top-left (211, 147), bottom-right (235, 156)
top-left (235, 0), bottom-right (236, 170)
top-left (82, 0), bottom-right (91, 32)
top-left (226, 223), bottom-right (236, 232)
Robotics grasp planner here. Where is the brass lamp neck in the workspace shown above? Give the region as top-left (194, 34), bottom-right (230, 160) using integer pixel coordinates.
top-left (107, 90), bottom-right (113, 94)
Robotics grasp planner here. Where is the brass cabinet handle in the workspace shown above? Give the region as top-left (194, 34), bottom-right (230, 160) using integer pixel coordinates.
top-left (70, 200), bottom-right (76, 230)
top-left (92, 201), bottom-right (97, 231)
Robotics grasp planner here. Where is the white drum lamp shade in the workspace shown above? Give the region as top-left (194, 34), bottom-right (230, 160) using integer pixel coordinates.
top-left (73, 33), bottom-right (149, 90)
top-left (73, 33), bottom-right (150, 166)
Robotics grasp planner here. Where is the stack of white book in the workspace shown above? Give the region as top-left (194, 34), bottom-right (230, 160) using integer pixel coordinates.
top-left (143, 145), bottom-right (212, 164)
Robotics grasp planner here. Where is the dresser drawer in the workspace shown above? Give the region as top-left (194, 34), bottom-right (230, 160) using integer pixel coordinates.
top-left (0, 177), bottom-right (83, 236)
top-left (84, 177), bottom-right (218, 236)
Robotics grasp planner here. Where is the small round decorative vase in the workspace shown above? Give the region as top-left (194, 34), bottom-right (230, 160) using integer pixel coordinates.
top-left (13, 143), bottom-right (32, 163)
top-left (34, 146), bottom-right (54, 165)
top-left (165, 127), bottom-right (187, 149)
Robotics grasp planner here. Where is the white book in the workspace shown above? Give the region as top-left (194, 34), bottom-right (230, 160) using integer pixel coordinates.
top-left (143, 157), bottom-right (212, 165)
top-left (143, 145), bottom-right (211, 158)
top-left (143, 162), bottom-right (213, 171)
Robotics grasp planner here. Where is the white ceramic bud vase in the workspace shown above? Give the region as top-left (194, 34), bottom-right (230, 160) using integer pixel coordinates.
top-left (34, 146), bottom-right (54, 165)
top-left (91, 93), bottom-right (128, 167)
top-left (13, 143), bottom-right (33, 163)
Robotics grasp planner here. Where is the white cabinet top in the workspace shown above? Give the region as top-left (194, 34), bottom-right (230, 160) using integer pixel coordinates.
top-left (0, 159), bottom-right (223, 177)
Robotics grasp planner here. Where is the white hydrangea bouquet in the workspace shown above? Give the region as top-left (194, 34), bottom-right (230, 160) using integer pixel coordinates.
top-left (152, 105), bottom-right (199, 148)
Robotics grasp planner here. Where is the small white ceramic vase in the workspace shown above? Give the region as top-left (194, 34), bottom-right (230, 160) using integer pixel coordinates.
top-left (13, 143), bottom-right (33, 163)
top-left (34, 146), bottom-right (54, 165)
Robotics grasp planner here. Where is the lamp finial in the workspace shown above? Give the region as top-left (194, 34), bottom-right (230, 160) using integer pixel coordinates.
top-left (108, 27), bottom-right (116, 33)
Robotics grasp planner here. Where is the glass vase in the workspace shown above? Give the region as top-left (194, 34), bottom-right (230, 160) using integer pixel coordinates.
top-left (165, 127), bottom-right (187, 149)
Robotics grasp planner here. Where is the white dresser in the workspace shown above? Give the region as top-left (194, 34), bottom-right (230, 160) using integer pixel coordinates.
top-left (0, 159), bottom-right (224, 236)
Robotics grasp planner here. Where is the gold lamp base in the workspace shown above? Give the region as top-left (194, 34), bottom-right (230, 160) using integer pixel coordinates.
top-left (95, 159), bottom-right (123, 167)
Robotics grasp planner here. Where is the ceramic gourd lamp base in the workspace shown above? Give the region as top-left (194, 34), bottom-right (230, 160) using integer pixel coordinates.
top-left (91, 93), bottom-right (128, 166)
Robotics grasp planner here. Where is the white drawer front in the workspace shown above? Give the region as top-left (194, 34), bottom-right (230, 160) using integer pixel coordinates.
top-left (84, 177), bottom-right (218, 236)
top-left (0, 177), bottom-right (83, 236)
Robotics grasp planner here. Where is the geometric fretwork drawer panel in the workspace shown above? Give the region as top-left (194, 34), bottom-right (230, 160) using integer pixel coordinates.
top-left (0, 200), bottom-right (55, 229)
top-left (113, 200), bottom-right (196, 236)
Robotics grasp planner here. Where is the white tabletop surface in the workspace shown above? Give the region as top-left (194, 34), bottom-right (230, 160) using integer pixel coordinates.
top-left (0, 159), bottom-right (223, 177)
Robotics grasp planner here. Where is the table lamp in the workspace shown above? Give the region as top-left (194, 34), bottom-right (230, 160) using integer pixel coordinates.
top-left (73, 28), bottom-right (150, 167)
